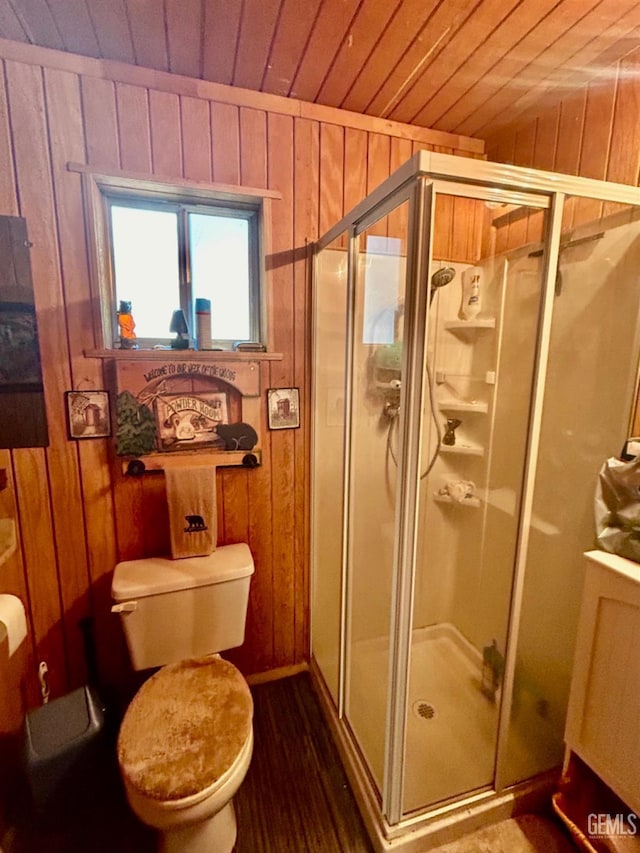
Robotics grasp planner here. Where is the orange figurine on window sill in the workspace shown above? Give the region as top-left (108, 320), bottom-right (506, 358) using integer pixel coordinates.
top-left (118, 300), bottom-right (137, 349)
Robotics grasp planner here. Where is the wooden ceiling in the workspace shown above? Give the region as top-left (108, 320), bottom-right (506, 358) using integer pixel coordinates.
top-left (1, 0), bottom-right (640, 141)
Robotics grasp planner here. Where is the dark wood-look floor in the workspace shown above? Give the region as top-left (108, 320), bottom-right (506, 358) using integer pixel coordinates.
top-left (3, 672), bottom-right (373, 852)
top-left (236, 672), bottom-right (373, 852)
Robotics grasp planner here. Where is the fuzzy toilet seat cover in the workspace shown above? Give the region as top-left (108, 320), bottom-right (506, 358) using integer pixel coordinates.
top-left (118, 656), bottom-right (253, 801)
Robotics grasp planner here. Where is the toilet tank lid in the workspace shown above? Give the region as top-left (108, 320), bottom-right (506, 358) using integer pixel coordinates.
top-left (111, 543), bottom-right (254, 600)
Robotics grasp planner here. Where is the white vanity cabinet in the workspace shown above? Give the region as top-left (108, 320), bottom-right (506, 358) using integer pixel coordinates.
top-left (564, 550), bottom-right (640, 815)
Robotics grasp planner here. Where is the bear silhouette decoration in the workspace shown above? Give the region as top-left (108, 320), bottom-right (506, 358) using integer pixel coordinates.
top-left (184, 514), bottom-right (208, 533)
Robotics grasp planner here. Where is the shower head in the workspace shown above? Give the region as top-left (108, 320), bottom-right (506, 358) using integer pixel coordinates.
top-left (429, 267), bottom-right (456, 304)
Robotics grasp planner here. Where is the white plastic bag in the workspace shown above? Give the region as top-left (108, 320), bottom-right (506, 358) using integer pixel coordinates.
top-left (594, 455), bottom-right (640, 563)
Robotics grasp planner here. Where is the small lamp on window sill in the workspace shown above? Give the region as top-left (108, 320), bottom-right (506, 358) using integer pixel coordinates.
top-left (170, 309), bottom-right (190, 349)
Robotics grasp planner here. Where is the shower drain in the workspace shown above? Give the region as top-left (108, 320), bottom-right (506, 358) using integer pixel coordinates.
top-left (412, 700), bottom-right (437, 720)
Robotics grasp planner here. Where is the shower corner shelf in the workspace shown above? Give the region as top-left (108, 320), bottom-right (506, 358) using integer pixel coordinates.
top-left (438, 398), bottom-right (488, 414)
top-left (440, 442), bottom-right (484, 457)
top-left (444, 318), bottom-right (496, 337)
top-left (434, 494), bottom-right (481, 508)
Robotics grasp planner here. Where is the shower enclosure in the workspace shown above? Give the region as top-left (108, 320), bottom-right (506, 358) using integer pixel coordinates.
top-left (310, 151), bottom-right (640, 850)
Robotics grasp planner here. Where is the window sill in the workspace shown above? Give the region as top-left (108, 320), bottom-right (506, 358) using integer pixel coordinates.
top-left (84, 348), bottom-right (283, 361)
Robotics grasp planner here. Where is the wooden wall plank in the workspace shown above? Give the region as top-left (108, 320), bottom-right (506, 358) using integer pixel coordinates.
top-left (267, 112), bottom-right (296, 667)
top-left (508, 120), bottom-right (536, 250)
top-left (549, 91), bottom-right (586, 233)
top-left (10, 0), bottom-right (64, 50)
top-left (81, 76), bottom-right (120, 168)
top-left (293, 116), bottom-right (319, 662)
top-left (211, 102), bottom-right (240, 184)
top-left (181, 95), bottom-right (212, 181)
top-left (12, 448), bottom-right (67, 696)
top-left (261, 0), bottom-right (318, 98)
top-left (423, 0), bottom-right (559, 131)
top-left (434, 193), bottom-right (453, 261)
top-left (246, 362), bottom-right (274, 672)
top-left (290, 0), bottom-right (360, 103)
top-left (318, 0), bottom-right (397, 110)
top-left (81, 71), bottom-right (148, 581)
top-left (604, 50), bottom-right (640, 217)
top-left (388, 136), bottom-right (412, 241)
top-left (6, 59), bottom-right (92, 690)
top-left (202, 0), bottom-right (242, 86)
top-left (392, 0), bottom-right (522, 125)
top-left (0, 5), bottom-right (27, 43)
top-left (210, 93), bottom-right (253, 670)
top-left (0, 62), bottom-right (39, 712)
top-left (341, 0), bottom-right (437, 116)
top-left (525, 107), bottom-right (559, 244)
top-left (0, 62), bottom-right (17, 213)
top-left (85, 0), bottom-right (136, 64)
top-left (233, 0), bottom-right (281, 92)
top-left (239, 107), bottom-right (267, 188)
top-left (149, 89), bottom-right (182, 175)
top-left (365, 0), bottom-right (475, 120)
top-left (343, 128), bottom-right (367, 217)
top-left (239, 114), bottom-right (274, 673)
top-left (574, 77), bottom-right (617, 227)
top-left (478, 0), bottom-right (638, 140)
top-left (46, 0), bottom-right (101, 57)
top-left (455, 0), bottom-right (602, 138)
top-left (318, 123), bottom-right (344, 236)
top-left (124, 0), bottom-right (168, 72)
top-left (116, 82), bottom-right (152, 173)
top-left (365, 133), bottom-right (391, 237)
top-left (165, 0), bottom-right (203, 80)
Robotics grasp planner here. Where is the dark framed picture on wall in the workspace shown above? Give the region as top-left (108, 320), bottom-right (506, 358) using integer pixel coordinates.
top-left (65, 390), bottom-right (111, 440)
top-left (267, 387), bottom-right (300, 430)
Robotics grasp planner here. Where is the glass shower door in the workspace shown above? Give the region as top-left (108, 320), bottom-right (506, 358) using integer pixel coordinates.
top-left (402, 189), bottom-right (551, 815)
top-left (344, 194), bottom-right (413, 797)
top-left (311, 234), bottom-right (349, 706)
top-left (502, 200), bottom-right (640, 787)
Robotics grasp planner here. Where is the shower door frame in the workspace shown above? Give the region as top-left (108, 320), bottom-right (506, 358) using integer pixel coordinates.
top-left (311, 150), bottom-right (640, 845)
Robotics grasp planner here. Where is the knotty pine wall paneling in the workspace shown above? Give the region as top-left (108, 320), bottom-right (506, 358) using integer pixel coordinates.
top-left (292, 117), bottom-right (319, 663)
top-left (486, 47), bottom-right (640, 432)
top-left (0, 41), bottom-right (482, 721)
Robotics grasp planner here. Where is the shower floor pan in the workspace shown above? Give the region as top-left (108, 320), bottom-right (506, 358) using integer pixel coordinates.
top-left (347, 623), bottom-right (498, 812)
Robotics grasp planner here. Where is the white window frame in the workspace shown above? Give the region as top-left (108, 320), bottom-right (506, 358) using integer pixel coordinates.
top-left (72, 163), bottom-right (279, 352)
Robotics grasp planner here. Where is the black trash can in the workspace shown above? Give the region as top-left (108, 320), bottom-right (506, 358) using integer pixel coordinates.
top-left (22, 685), bottom-right (107, 820)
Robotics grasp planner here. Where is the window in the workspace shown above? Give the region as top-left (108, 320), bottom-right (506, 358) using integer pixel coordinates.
top-left (77, 167), bottom-right (275, 352)
top-left (108, 197), bottom-right (260, 348)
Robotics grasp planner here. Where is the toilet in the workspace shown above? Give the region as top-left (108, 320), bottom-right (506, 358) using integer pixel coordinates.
top-left (111, 542), bottom-right (255, 853)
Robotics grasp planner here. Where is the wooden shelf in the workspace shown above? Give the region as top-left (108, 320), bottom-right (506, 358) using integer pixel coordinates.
top-left (85, 348), bottom-right (283, 361)
top-left (120, 448), bottom-right (261, 475)
top-left (434, 494), bottom-right (481, 508)
top-left (440, 442), bottom-right (484, 457)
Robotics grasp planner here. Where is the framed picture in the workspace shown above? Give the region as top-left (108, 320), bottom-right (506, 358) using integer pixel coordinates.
top-left (65, 390), bottom-right (111, 440)
top-left (267, 387), bottom-right (300, 430)
top-left (0, 302), bottom-right (44, 392)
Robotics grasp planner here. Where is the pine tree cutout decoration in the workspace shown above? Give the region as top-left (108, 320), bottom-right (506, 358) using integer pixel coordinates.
top-left (116, 390), bottom-right (157, 456)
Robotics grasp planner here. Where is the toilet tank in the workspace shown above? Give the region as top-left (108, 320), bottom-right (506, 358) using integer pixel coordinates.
top-left (111, 543), bottom-right (254, 671)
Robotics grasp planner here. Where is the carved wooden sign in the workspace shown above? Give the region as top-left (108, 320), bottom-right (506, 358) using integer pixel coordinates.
top-left (114, 357), bottom-right (261, 457)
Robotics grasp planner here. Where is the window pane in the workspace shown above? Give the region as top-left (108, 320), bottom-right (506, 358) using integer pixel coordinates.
top-left (189, 213), bottom-right (251, 342)
top-left (110, 205), bottom-right (179, 339)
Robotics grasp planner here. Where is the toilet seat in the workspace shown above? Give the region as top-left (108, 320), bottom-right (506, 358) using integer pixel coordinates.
top-left (118, 656), bottom-right (253, 804)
